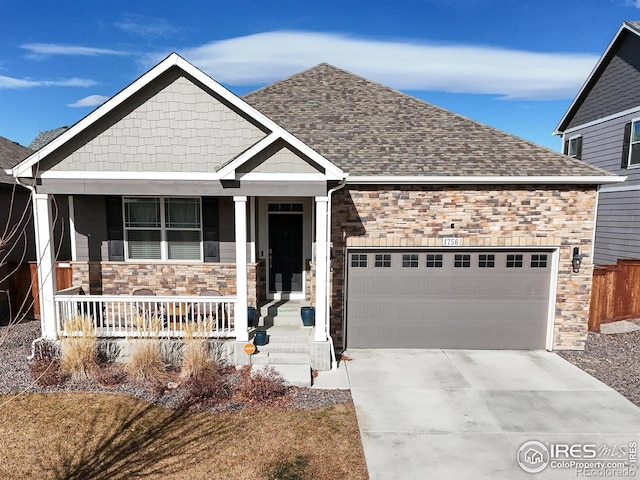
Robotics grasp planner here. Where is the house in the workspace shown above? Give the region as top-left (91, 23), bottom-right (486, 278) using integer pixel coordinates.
top-left (0, 135), bottom-right (71, 322)
top-left (555, 21), bottom-right (640, 265)
top-left (6, 53), bottom-right (622, 374)
top-left (0, 136), bottom-right (34, 320)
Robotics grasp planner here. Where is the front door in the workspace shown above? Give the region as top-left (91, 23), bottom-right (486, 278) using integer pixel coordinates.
top-left (268, 214), bottom-right (303, 294)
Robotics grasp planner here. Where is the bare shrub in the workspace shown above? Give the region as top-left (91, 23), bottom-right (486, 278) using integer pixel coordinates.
top-left (238, 366), bottom-right (288, 404)
top-left (29, 339), bottom-right (68, 387)
top-left (181, 367), bottom-right (233, 409)
top-left (93, 363), bottom-right (127, 387)
top-left (60, 316), bottom-right (98, 381)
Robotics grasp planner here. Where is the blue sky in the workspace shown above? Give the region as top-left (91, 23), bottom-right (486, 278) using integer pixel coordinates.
top-left (0, 0), bottom-right (638, 152)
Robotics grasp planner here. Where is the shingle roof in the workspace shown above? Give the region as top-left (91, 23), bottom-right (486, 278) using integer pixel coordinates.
top-left (244, 63), bottom-right (611, 177)
top-left (0, 136), bottom-right (30, 185)
top-left (28, 127), bottom-right (69, 151)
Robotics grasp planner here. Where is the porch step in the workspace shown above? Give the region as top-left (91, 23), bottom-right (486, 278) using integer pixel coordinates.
top-left (256, 300), bottom-right (312, 327)
top-left (247, 302), bottom-right (314, 387)
top-left (251, 364), bottom-right (312, 388)
top-left (250, 351), bottom-right (311, 365)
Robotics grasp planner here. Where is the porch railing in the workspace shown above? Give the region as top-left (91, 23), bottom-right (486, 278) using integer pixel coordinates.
top-left (54, 287), bottom-right (237, 338)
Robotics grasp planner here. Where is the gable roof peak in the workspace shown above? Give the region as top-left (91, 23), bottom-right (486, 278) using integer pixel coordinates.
top-left (556, 21), bottom-right (640, 133)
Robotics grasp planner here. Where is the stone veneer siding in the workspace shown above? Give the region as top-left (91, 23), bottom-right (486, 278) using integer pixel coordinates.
top-left (329, 185), bottom-right (597, 350)
top-left (71, 262), bottom-right (259, 307)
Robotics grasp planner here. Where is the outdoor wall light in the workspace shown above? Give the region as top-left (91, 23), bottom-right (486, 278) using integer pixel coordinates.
top-left (572, 247), bottom-right (585, 273)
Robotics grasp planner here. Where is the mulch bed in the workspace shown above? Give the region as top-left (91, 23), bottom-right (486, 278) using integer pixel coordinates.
top-left (557, 328), bottom-right (640, 407)
top-left (0, 320), bottom-right (352, 411)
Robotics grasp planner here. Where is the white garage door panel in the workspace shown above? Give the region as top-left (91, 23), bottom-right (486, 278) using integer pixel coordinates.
top-left (346, 250), bottom-right (552, 349)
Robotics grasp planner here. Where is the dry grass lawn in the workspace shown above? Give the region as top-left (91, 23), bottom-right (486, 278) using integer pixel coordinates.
top-left (0, 392), bottom-right (368, 480)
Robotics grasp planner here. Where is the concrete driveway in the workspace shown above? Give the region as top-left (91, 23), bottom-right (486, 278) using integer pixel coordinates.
top-left (344, 350), bottom-right (640, 479)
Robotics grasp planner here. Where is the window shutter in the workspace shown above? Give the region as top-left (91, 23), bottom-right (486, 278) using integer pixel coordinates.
top-left (202, 197), bottom-right (220, 262)
top-left (563, 139), bottom-right (569, 155)
top-left (575, 136), bottom-right (583, 159)
top-left (622, 122), bottom-right (632, 169)
top-left (105, 196), bottom-right (124, 261)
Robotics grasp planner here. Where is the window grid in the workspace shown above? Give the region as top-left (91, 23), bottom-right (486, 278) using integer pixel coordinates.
top-left (506, 254), bottom-right (523, 268)
top-left (402, 254), bottom-right (419, 268)
top-left (426, 254), bottom-right (443, 268)
top-left (375, 254), bottom-right (391, 268)
top-left (124, 197), bottom-right (202, 261)
top-left (454, 254), bottom-right (471, 268)
top-left (478, 254), bottom-right (495, 268)
top-left (531, 254), bottom-right (548, 268)
top-left (351, 254), bottom-right (368, 268)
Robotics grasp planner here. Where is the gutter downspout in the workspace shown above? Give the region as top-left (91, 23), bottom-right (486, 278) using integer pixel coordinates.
top-left (325, 177), bottom-right (348, 370)
top-left (13, 174), bottom-right (44, 360)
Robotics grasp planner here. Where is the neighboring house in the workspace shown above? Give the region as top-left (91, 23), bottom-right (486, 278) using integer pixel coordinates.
top-left (0, 136), bottom-right (34, 319)
top-left (7, 54), bottom-right (622, 373)
top-left (555, 21), bottom-right (640, 265)
top-left (29, 127), bottom-right (69, 151)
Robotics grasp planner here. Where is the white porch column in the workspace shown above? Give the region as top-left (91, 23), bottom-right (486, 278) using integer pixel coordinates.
top-left (33, 193), bottom-right (57, 340)
top-left (314, 196), bottom-right (329, 342)
top-left (234, 196), bottom-right (249, 342)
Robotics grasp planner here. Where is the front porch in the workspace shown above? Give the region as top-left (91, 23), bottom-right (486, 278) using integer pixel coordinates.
top-left (53, 290), bottom-right (331, 384)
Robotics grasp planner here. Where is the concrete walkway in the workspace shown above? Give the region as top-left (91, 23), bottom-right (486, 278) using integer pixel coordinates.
top-left (344, 349), bottom-right (640, 479)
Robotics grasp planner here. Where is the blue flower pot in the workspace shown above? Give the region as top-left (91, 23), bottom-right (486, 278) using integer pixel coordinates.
top-left (254, 329), bottom-right (268, 346)
top-left (301, 306), bottom-right (315, 327)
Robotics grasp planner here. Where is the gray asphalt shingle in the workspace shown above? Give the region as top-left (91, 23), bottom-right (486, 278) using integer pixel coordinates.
top-left (0, 136), bottom-right (30, 185)
top-left (244, 63), bottom-right (611, 178)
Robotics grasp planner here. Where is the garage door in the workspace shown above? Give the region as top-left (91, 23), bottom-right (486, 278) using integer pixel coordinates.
top-left (346, 249), bottom-right (553, 349)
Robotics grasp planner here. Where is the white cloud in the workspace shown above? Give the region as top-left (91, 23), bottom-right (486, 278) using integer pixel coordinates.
top-left (21, 43), bottom-right (128, 60)
top-left (154, 31), bottom-right (599, 101)
top-left (625, 0), bottom-right (640, 8)
top-left (67, 94), bottom-right (110, 108)
top-left (114, 14), bottom-right (177, 38)
top-left (0, 75), bottom-right (97, 89)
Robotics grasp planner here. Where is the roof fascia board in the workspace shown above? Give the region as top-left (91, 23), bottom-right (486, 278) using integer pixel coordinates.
top-left (217, 133), bottom-right (280, 179)
top-left (235, 172), bottom-right (328, 181)
top-left (13, 54), bottom-right (182, 178)
top-left (559, 104), bottom-right (640, 135)
top-left (554, 23), bottom-right (636, 134)
top-left (39, 171), bottom-right (224, 180)
top-left (345, 175), bottom-right (627, 185)
top-left (12, 53), bottom-right (344, 180)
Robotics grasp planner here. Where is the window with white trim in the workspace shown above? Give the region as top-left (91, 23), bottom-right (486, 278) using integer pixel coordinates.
top-left (124, 197), bottom-right (202, 260)
top-left (629, 121), bottom-right (640, 167)
top-left (567, 136), bottom-right (582, 159)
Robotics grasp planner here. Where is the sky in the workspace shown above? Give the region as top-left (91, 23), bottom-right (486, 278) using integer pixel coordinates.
top-left (0, 0), bottom-right (638, 153)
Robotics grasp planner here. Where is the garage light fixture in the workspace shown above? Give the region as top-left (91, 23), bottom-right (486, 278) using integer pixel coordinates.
top-left (572, 247), bottom-right (585, 273)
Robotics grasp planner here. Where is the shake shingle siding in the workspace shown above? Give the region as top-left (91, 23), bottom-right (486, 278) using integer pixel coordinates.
top-left (567, 31), bottom-right (640, 130)
top-left (245, 64), bottom-right (607, 178)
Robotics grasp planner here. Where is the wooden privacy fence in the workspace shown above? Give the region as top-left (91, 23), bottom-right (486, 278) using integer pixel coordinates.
top-left (28, 262), bottom-right (73, 319)
top-left (589, 259), bottom-right (640, 331)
